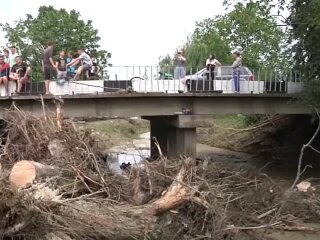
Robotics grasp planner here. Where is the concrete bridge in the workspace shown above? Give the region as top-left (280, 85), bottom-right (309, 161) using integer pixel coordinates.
top-left (0, 92), bottom-right (310, 160)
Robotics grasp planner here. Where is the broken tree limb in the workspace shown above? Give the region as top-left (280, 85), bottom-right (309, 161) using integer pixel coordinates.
top-left (146, 157), bottom-right (195, 216)
top-left (56, 103), bottom-right (63, 130)
top-left (9, 160), bottom-right (59, 188)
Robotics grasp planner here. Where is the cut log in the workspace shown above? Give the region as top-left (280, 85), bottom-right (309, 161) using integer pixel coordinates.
top-left (9, 160), bottom-right (58, 188)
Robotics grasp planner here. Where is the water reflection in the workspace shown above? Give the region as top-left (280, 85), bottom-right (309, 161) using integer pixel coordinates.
top-left (107, 149), bottom-right (149, 174)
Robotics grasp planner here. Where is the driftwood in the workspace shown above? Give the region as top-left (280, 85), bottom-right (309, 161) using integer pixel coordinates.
top-left (9, 160), bottom-right (58, 187)
top-left (147, 158), bottom-right (194, 215)
top-left (5, 158), bottom-right (196, 239)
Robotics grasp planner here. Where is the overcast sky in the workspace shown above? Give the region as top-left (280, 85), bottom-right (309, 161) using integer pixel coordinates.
top-left (0, 0), bottom-right (225, 66)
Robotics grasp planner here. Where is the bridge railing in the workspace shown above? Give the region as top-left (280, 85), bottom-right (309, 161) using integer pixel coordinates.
top-left (105, 65), bottom-right (304, 94)
top-left (0, 66), bottom-right (304, 96)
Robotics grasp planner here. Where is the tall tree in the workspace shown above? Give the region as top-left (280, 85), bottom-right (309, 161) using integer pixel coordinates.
top-left (183, 25), bottom-right (231, 72)
top-left (163, 0), bottom-right (288, 73)
top-left (1, 6), bottom-right (110, 79)
top-left (289, 0), bottom-right (320, 106)
top-left (215, 1), bottom-right (287, 70)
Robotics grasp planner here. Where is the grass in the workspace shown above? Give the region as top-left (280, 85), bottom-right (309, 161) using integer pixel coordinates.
top-left (79, 119), bottom-right (149, 139)
top-left (213, 114), bottom-right (249, 129)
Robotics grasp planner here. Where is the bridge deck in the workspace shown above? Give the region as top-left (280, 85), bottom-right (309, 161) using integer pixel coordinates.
top-left (0, 92), bottom-right (310, 118)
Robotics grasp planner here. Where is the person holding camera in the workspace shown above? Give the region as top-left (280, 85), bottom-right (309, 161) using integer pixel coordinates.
top-left (173, 50), bottom-right (186, 80)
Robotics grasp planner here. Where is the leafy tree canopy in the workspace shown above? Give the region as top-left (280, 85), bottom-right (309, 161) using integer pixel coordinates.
top-left (160, 0), bottom-right (288, 72)
top-left (1, 6), bottom-right (110, 79)
top-left (289, 0), bottom-right (320, 107)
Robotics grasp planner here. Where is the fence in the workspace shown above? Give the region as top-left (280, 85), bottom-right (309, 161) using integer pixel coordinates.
top-left (0, 66), bottom-right (304, 96)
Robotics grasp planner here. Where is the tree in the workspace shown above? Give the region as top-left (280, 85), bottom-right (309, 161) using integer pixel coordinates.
top-left (215, 1), bottom-right (288, 70)
top-left (160, 0), bottom-right (288, 74)
top-left (1, 6), bottom-right (111, 79)
top-left (183, 26), bottom-right (231, 72)
top-left (289, 0), bottom-right (320, 106)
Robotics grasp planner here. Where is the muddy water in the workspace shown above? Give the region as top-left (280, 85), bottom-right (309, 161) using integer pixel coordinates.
top-left (107, 132), bottom-right (320, 240)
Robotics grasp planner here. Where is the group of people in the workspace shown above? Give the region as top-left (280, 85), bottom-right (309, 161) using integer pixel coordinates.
top-left (42, 42), bottom-right (100, 94)
top-left (0, 43), bottom-right (100, 95)
top-left (0, 46), bottom-right (31, 95)
top-left (173, 49), bottom-right (242, 92)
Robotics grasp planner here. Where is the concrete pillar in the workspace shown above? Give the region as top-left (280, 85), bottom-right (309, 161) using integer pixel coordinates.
top-left (167, 127), bottom-right (196, 159)
top-left (143, 115), bottom-right (212, 160)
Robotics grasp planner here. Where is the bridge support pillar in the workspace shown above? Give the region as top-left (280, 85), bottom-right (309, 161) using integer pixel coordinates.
top-left (167, 127), bottom-right (196, 159)
top-left (143, 115), bottom-right (212, 160)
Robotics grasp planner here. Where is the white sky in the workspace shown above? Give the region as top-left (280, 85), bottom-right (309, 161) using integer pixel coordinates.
top-left (0, 0), bottom-right (225, 66)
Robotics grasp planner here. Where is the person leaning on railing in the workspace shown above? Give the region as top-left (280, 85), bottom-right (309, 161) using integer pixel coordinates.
top-left (9, 56), bottom-right (32, 94)
top-left (232, 50), bottom-right (242, 93)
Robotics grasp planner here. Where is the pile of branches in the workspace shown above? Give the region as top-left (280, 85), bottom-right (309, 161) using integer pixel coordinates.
top-left (0, 105), bottom-right (319, 240)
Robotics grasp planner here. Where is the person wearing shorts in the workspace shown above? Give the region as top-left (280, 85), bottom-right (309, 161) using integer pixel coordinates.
top-left (42, 42), bottom-right (55, 94)
top-left (0, 55), bottom-right (10, 95)
top-left (9, 56), bottom-right (32, 93)
top-left (66, 48), bottom-right (92, 80)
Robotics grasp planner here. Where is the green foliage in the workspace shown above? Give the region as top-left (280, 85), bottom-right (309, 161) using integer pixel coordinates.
top-left (184, 23), bottom-right (232, 72)
top-left (1, 6), bottom-right (110, 80)
top-left (215, 1), bottom-right (287, 70)
top-left (158, 54), bottom-right (174, 75)
top-left (160, 0), bottom-right (288, 72)
top-left (243, 115), bottom-right (264, 126)
top-left (289, 0), bottom-right (320, 107)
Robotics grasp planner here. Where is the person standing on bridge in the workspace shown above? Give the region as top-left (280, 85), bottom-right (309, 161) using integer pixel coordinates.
top-left (42, 42), bottom-right (56, 95)
top-left (232, 50), bottom-right (242, 93)
top-left (206, 54), bottom-right (221, 90)
top-left (173, 50), bottom-right (186, 81)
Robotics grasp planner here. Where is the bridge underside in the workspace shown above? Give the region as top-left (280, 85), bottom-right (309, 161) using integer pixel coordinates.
top-left (0, 93), bottom-right (310, 118)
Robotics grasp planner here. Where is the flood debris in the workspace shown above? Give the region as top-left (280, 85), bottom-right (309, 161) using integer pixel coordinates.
top-left (0, 104), bottom-right (319, 239)
top-left (296, 181), bottom-right (312, 192)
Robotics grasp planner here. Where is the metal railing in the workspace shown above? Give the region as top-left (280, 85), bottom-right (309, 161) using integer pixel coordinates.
top-left (0, 66), bottom-right (304, 96)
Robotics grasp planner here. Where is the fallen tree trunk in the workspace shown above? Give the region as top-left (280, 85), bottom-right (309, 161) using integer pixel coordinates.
top-left (5, 158), bottom-right (197, 239)
top-left (9, 160), bottom-right (58, 187)
top-left (147, 157), bottom-right (194, 215)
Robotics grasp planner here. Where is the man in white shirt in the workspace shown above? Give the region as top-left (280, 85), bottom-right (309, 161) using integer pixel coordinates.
top-left (8, 46), bottom-right (19, 68)
top-left (66, 48), bottom-right (92, 80)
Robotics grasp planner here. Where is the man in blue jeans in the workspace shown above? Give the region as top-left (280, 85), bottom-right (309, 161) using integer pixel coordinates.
top-left (232, 50), bottom-right (242, 93)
